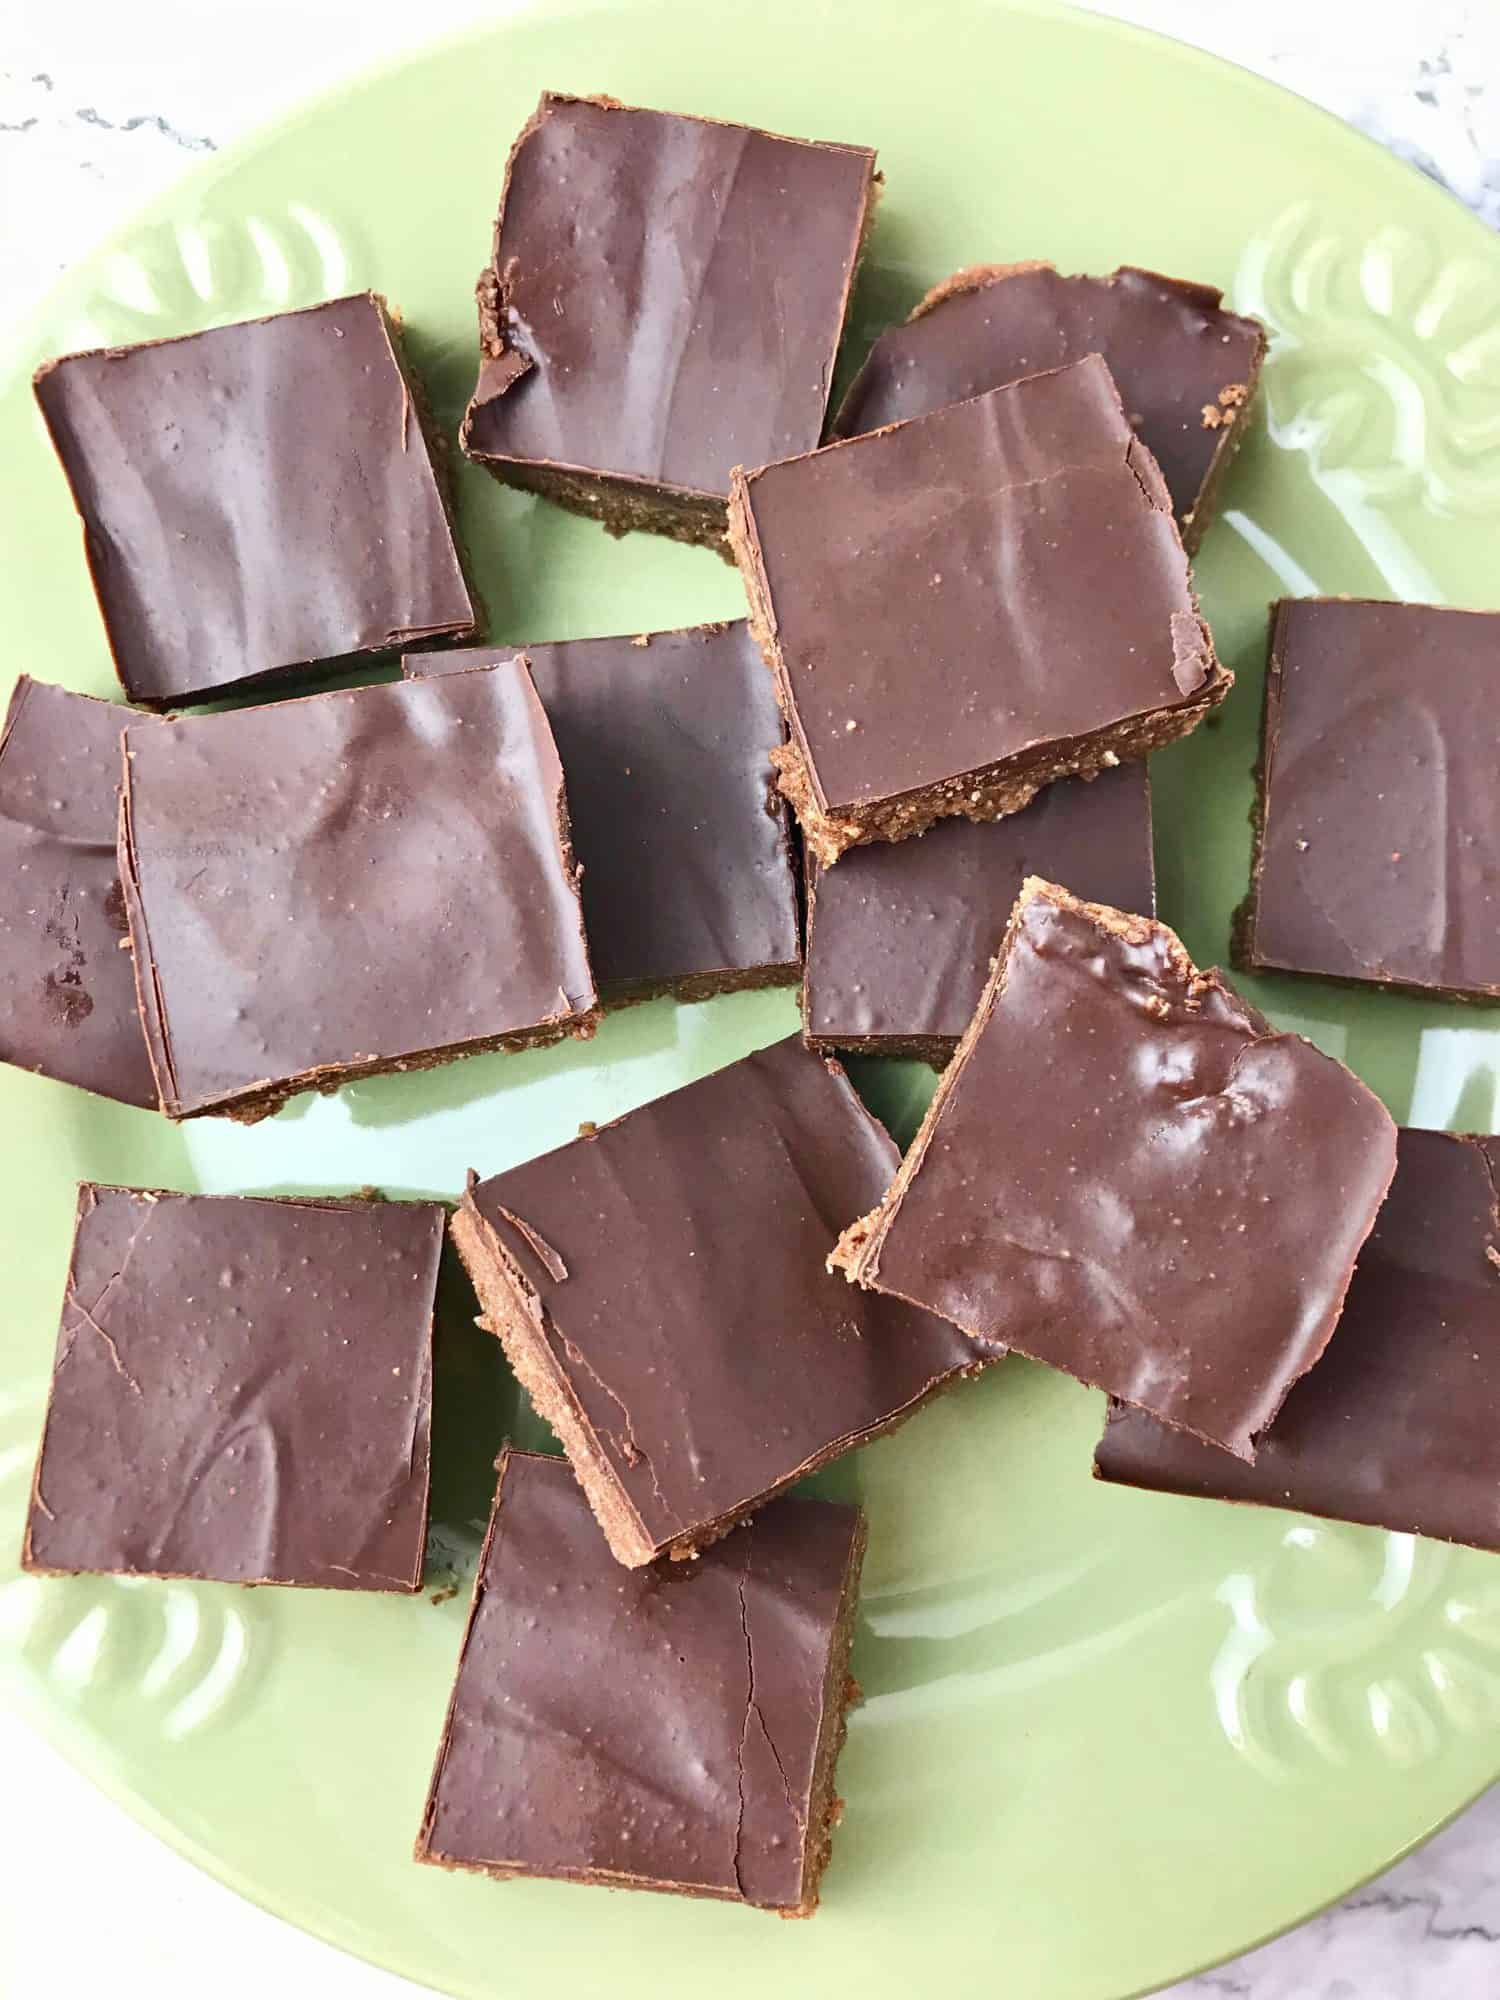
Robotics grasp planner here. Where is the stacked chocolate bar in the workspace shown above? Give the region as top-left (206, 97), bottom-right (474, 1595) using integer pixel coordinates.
top-left (10, 85), bottom-right (1499, 1920)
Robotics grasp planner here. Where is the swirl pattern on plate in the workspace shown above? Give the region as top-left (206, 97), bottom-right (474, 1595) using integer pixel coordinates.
top-left (47, 202), bottom-right (363, 356)
top-left (1211, 1520), bottom-right (1500, 1777)
top-left (1235, 198), bottom-right (1500, 518)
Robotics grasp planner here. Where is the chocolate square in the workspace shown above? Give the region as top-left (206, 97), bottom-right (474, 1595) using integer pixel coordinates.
top-left (461, 92), bottom-right (877, 550)
top-left (404, 622), bottom-right (799, 1005)
top-left (34, 294), bottom-right (477, 705)
top-left (833, 880), bottom-right (1397, 1460)
top-left (803, 761), bottom-right (1154, 1061)
top-left (416, 1449), bottom-right (865, 1913)
top-left (832, 263), bottom-right (1266, 549)
top-left (450, 1036), bottom-right (991, 1565)
top-left (1096, 1129), bottom-right (1500, 1553)
top-left (0, 677), bottom-right (157, 1106)
top-left (730, 355), bottom-right (1229, 865)
top-left (23, 1185), bottom-right (444, 1589)
top-left (120, 665), bottom-right (598, 1122)
top-left (1235, 598), bottom-right (1500, 1001)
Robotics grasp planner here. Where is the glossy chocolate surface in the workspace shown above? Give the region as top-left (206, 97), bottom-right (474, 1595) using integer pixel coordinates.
top-left (120, 665), bottom-right (597, 1120)
top-left (1097, 1130), bottom-right (1500, 1551)
top-left (24, 1186), bottom-right (443, 1588)
top-left (463, 93), bottom-right (875, 500)
top-left (417, 1450), bottom-right (864, 1908)
top-left (1238, 598), bottom-right (1500, 1000)
top-left (404, 623), bottom-right (799, 1002)
top-left (835, 882), bottom-right (1398, 1460)
top-left (0, 678), bottom-right (157, 1106)
top-left (34, 294), bottom-right (475, 705)
top-left (804, 762), bottom-right (1154, 1054)
top-left (455, 1036), bottom-right (988, 1560)
top-left (733, 355), bottom-right (1222, 819)
top-left (833, 264), bottom-right (1265, 539)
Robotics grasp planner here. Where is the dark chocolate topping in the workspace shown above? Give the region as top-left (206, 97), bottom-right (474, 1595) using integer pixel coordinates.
top-left (458, 1037), bottom-right (987, 1559)
top-left (833, 264), bottom-right (1265, 530)
top-left (1097, 1130), bottom-right (1500, 1553)
top-left (1240, 598), bottom-right (1500, 1001)
top-left (838, 882), bottom-right (1398, 1460)
top-left (0, 678), bottom-right (157, 1106)
top-left (418, 1449), bottom-right (864, 1908)
top-left (404, 623), bottom-right (799, 1001)
top-left (120, 664), bottom-right (597, 1119)
top-left (34, 294), bottom-right (476, 705)
top-left (804, 762), bottom-right (1154, 1051)
top-left (24, 1185), bottom-right (443, 1588)
top-left (735, 355), bottom-right (1220, 815)
top-left (463, 93), bottom-right (876, 499)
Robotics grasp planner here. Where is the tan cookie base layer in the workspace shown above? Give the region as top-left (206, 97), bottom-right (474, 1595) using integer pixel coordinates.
top-left (604, 958), bottom-right (801, 1012)
top-left (766, 681), bottom-right (1225, 868)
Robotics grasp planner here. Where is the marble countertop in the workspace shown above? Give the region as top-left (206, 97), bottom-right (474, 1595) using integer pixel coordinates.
top-left (1, 3), bottom-right (1497, 1996)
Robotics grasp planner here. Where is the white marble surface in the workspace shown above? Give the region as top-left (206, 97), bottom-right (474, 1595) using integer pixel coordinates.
top-left (2, 2), bottom-right (1498, 1996)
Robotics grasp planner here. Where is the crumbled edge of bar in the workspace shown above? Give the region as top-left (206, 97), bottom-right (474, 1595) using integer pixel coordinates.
top-left (604, 959), bottom-right (802, 1012)
top-left (467, 447), bottom-right (737, 557)
top-left (729, 444), bottom-right (1228, 867)
top-left (763, 694), bottom-right (1223, 869)
top-left (1177, 325), bottom-right (1268, 554)
top-left (803, 1030), bottom-right (957, 1068)
top-left (203, 1013), bottom-right (601, 1126)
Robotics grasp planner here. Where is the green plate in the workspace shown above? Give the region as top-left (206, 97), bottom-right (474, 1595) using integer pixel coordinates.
top-left (3, 3), bottom-right (1499, 1995)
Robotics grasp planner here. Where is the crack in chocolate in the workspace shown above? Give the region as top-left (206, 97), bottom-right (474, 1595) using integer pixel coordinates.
top-left (744, 1576), bottom-right (800, 1823)
top-left (1474, 1138), bottom-right (1500, 1274)
top-left (61, 1199), bottom-right (160, 1397)
top-left (490, 1202), bottom-right (568, 1282)
top-left (63, 1290), bottom-right (143, 1396)
top-left (730, 1551), bottom-right (803, 1903)
top-left (731, 1562), bottom-right (753, 1899)
top-left (1122, 435), bottom-right (1164, 511)
top-left (557, 1334), bottom-right (683, 1532)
